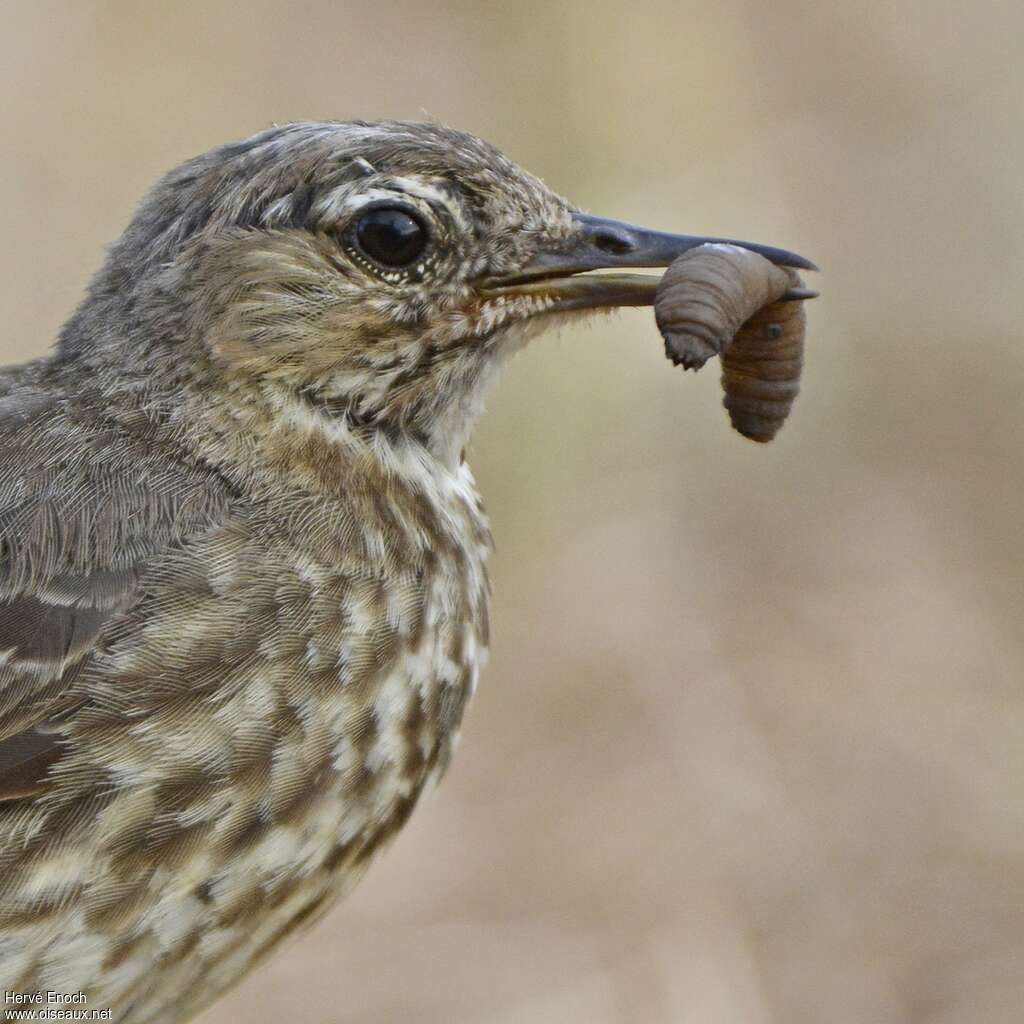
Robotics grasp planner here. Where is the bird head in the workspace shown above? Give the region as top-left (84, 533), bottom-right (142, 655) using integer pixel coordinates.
top-left (61, 121), bottom-right (813, 465)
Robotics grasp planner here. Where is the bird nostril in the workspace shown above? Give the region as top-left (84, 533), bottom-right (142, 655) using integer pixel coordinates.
top-left (592, 230), bottom-right (635, 256)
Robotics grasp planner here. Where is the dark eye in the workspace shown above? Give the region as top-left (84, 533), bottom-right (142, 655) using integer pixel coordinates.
top-left (353, 207), bottom-right (428, 268)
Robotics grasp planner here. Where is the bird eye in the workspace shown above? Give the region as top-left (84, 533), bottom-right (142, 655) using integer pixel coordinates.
top-left (353, 207), bottom-right (428, 269)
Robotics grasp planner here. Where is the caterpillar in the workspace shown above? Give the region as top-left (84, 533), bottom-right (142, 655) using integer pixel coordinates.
top-left (654, 244), bottom-right (812, 442)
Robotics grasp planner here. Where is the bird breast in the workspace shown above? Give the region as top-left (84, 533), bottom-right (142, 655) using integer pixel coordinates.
top-left (4, 447), bottom-right (492, 1024)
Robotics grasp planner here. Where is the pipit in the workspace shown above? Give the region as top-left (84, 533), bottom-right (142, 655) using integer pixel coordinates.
top-left (0, 121), bottom-right (813, 1023)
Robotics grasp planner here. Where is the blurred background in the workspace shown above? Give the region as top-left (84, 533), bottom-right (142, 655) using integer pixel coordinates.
top-left (2, 2), bottom-right (1022, 1021)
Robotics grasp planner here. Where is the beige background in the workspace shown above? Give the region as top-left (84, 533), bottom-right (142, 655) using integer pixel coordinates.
top-left (2, 2), bottom-right (1022, 1021)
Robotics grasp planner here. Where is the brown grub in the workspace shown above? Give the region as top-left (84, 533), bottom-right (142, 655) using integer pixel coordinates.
top-left (654, 244), bottom-right (812, 441)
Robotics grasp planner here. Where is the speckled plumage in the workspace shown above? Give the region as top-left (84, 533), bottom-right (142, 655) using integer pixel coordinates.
top-left (0, 119), bottom-right (812, 1023)
top-left (0, 366), bottom-right (492, 1021)
top-left (0, 121), bottom-right (568, 1022)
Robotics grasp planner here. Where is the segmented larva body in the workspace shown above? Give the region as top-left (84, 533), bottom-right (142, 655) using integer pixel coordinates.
top-left (654, 244), bottom-right (808, 442)
top-left (720, 293), bottom-right (804, 442)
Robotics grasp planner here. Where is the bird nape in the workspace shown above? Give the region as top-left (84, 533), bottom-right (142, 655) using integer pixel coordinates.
top-left (0, 121), bottom-right (813, 1024)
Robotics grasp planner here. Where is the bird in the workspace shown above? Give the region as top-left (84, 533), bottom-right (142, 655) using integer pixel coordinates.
top-left (0, 120), bottom-right (813, 1023)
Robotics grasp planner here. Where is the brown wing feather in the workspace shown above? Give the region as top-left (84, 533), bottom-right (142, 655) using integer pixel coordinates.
top-left (0, 728), bottom-right (64, 800)
top-left (0, 367), bottom-right (234, 800)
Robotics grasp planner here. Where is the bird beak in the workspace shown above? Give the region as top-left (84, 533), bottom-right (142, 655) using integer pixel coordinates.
top-left (480, 212), bottom-right (818, 311)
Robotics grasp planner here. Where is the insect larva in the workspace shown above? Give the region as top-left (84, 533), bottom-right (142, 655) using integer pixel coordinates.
top-left (720, 293), bottom-right (804, 442)
top-left (653, 243), bottom-right (809, 442)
